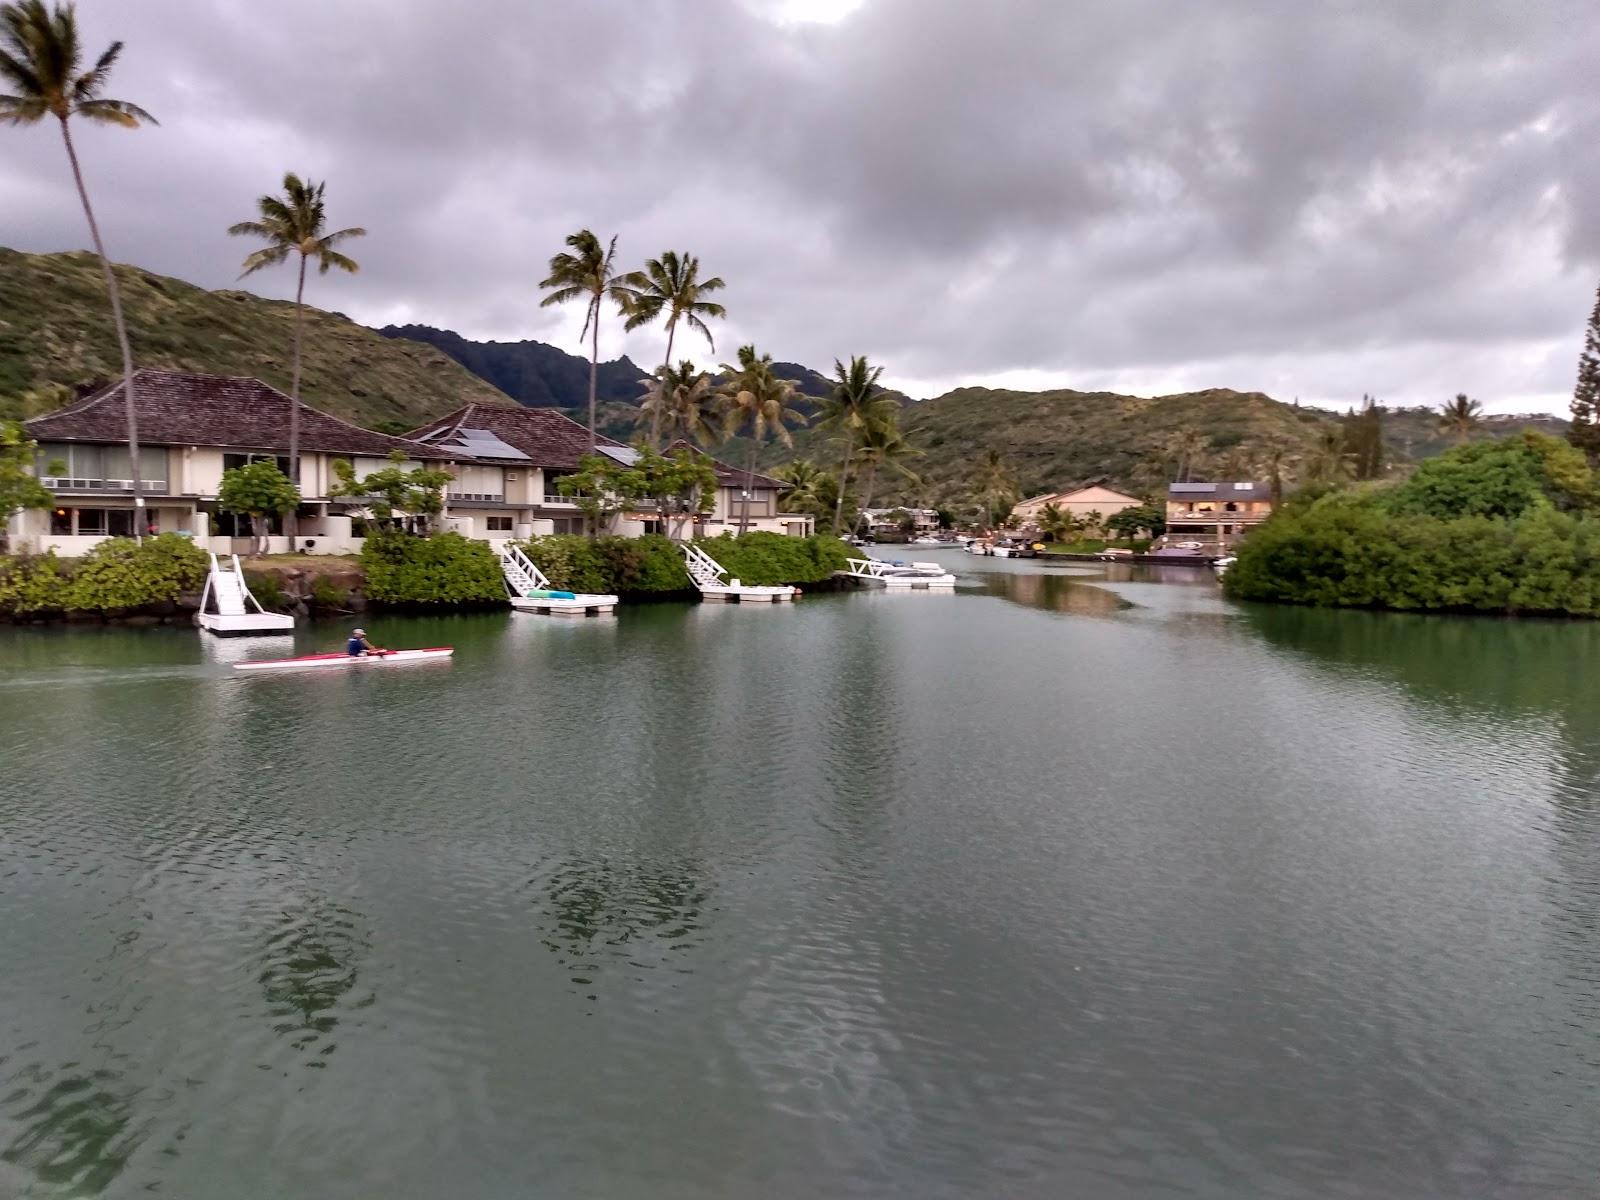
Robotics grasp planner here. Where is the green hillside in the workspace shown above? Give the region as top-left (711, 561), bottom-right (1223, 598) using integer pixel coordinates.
top-left (0, 247), bottom-right (512, 427)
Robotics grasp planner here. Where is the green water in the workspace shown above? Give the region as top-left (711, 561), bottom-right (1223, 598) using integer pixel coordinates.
top-left (2, 550), bottom-right (1597, 1198)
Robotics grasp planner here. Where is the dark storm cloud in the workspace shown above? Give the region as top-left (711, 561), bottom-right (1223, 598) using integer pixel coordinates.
top-left (3, 0), bottom-right (1596, 410)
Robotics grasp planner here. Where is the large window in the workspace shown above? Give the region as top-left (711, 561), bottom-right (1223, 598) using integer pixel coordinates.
top-left (49, 507), bottom-right (139, 537)
top-left (37, 443), bottom-right (167, 491)
top-left (449, 465), bottom-right (504, 502)
top-left (731, 489), bottom-right (774, 518)
top-left (222, 453), bottom-right (290, 477)
top-left (485, 515), bottom-right (514, 532)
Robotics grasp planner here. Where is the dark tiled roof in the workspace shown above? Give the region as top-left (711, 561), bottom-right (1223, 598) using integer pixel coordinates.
top-left (409, 405), bottom-right (625, 469)
top-left (663, 439), bottom-right (790, 490)
top-left (25, 370), bottom-right (454, 460)
top-left (1167, 481), bottom-right (1272, 502)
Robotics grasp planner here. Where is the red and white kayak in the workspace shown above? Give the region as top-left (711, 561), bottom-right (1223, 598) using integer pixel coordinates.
top-left (233, 647), bottom-right (454, 672)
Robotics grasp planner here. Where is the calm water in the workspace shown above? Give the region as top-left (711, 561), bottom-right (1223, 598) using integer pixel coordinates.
top-left (2, 550), bottom-right (1597, 1198)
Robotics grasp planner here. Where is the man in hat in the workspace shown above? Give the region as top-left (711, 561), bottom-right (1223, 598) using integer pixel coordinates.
top-left (346, 628), bottom-right (382, 657)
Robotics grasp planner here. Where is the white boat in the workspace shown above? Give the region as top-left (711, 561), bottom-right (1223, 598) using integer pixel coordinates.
top-left (233, 647), bottom-right (454, 672)
top-left (1211, 555), bottom-right (1237, 577)
top-left (911, 535), bottom-right (943, 545)
top-left (843, 557), bottom-right (957, 589)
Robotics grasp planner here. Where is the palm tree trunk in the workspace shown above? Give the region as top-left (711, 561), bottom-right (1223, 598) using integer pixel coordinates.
top-left (652, 319), bottom-right (677, 450)
top-left (859, 465), bottom-right (879, 530)
top-left (832, 435), bottom-right (853, 536)
top-left (587, 298), bottom-right (600, 453)
top-left (286, 253), bottom-right (308, 541)
top-left (740, 438), bottom-right (759, 535)
top-left (59, 117), bottom-right (143, 544)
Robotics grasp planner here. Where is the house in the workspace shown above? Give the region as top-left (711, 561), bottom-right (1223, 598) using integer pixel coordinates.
top-left (13, 370), bottom-right (457, 556)
top-left (1165, 481), bottom-right (1275, 548)
top-left (858, 507), bottom-right (939, 537)
top-left (1011, 485), bottom-right (1143, 529)
top-left (661, 440), bottom-right (814, 537)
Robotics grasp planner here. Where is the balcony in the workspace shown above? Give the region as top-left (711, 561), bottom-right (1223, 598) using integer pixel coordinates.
top-left (447, 491), bottom-right (505, 503)
top-left (542, 494), bottom-right (580, 507)
top-left (1166, 508), bottom-right (1272, 525)
top-left (40, 476), bottom-right (169, 494)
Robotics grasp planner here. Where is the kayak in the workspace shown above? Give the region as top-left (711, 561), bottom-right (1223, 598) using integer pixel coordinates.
top-left (233, 647), bottom-right (454, 672)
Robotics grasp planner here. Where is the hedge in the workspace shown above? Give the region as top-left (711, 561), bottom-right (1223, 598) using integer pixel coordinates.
top-left (515, 532), bottom-right (853, 594)
top-left (0, 533), bottom-right (209, 616)
top-left (691, 532), bottom-right (853, 585)
top-left (359, 530), bottom-right (505, 605)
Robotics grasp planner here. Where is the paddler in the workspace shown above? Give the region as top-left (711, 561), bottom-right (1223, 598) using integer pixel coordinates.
top-left (346, 627), bottom-right (383, 657)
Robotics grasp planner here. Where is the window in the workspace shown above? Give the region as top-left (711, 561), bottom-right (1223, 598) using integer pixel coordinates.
top-left (38, 443), bottom-right (166, 490)
top-left (50, 507), bottom-right (71, 535)
top-left (223, 453), bottom-right (290, 477)
top-left (550, 517), bottom-right (583, 535)
top-left (450, 465), bottom-right (504, 502)
top-left (485, 515), bottom-right (514, 532)
top-left (76, 508), bottom-right (106, 535)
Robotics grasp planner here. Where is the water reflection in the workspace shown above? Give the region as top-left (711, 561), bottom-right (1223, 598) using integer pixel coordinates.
top-left (256, 899), bottom-right (373, 1066)
top-left (533, 856), bottom-right (709, 997)
top-left (1, 1063), bottom-right (145, 1195)
top-left (982, 570), bottom-right (1129, 617)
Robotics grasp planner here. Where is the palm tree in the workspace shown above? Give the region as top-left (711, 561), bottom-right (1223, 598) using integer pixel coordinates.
top-left (851, 423), bottom-right (920, 522)
top-left (638, 359), bottom-right (720, 448)
top-left (1264, 445), bottom-right (1290, 506)
top-left (1038, 500), bottom-right (1075, 543)
top-left (622, 250), bottom-right (726, 448)
top-left (540, 230), bottom-right (634, 451)
top-left (976, 449), bottom-right (1016, 530)
top-left (1169, 428), bottom-right (1206, 482)
top-left (815, 356), bottom-right (898, 535)
top-left (2, 0), bottom-right (155, 536)
top-left (1304, 428), bottom-right (1352, 485)
top-left (774, 460), bottom-right (829, 518)
top-left (720, 345), bottom-right (806, 533)
top-left (228, 173), bottom-right (365, 505)
top-left (1438, 393), bottom-right (1483, 443)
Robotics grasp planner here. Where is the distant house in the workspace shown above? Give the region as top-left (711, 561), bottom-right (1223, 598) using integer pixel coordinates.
top-left (663, 441), bottom-right (814, 537)
top-left (859, 507), bottom-right (939, 537)
top-left (14, 369), bottom-right (455, 555)
top-left (1165, 481), bottom-right (1275, 548)
top-left (1012, 485), bottom-right (1142, 528)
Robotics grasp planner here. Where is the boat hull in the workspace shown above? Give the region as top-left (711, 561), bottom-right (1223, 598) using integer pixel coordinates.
top-left (233, 647), bottom-right (455, 672)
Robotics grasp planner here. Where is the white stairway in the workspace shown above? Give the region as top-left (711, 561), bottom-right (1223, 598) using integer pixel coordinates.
top-left (197, 553), bottom-right (296, 636)
top-left (680, 543), bottom-right (798, 603)
top-left (500, 543), bottom-right (617, 615)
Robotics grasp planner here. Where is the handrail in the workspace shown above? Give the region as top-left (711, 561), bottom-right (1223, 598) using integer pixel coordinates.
top-left (499, 543), bottom-right (551, 596)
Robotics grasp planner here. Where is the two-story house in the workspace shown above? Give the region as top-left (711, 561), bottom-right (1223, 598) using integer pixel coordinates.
top-left (14, 370), bottom-right (458, 555)
top-left (1165, 481), bottom-right (1275, 549)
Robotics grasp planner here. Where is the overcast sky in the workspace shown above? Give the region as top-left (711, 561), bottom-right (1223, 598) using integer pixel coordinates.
top-left (4, 0), bottom-right (1597, 413)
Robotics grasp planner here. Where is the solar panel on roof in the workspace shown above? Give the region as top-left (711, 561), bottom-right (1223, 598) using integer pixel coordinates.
top-left (1169, 483), bottom-right (1214, 493)
top-left (598, 446), bottom-right (640, 466)
top-left (443, 428), bottom-right (533, 460)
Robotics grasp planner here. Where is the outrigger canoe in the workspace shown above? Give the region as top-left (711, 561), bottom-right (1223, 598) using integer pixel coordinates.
top-left (233, 647), bottom-right (454, 672)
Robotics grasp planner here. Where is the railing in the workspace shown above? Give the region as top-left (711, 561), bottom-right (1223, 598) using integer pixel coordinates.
top-left (543, 494), bottom-right (579, 506)
top-left (845, 557), bottom-right (948, 579)
top-left (1166, 509), bottom-right (1271, 523)
top-left (499, 543), bottom-right (551, 598)
top-left (680, 542), bottom-right (729, 590)
top-left (40, 476), bottom-right (168, 493)
top-left (448, 491), bottom-right (504, 503)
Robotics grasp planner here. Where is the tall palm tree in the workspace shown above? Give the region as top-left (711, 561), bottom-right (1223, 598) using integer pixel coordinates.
top-left (1304, 428), bottom-right (1352, 485)
top-left (1438, 393), bottom-right (1483, 443)
top-left (976, 449), bottom-right (1016, 530)
top-left (228, 173), bottom-right (364, 504)
top-left (540, 230), bottom-right (634, 451)
top-left (638, 359), bottom-right (721, 448)
top-left (773, 460), bottom-right (829, 518)
top-left (720, 345), bottom-right (806, 533)
top-left (1169, 428), bottom-right (1206, 482)
top-left (2, 0), bottom-right (155, 537)
top-left (852, 423), bottom-right (920, 523)
top-left (622, 250), bottom-right (726, 448)
top-left (815, 356), bottom-right (899, 535)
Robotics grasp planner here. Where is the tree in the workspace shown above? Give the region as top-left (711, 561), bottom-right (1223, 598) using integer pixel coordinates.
top-left (555, 447), bottom-right (717, 539)
top-left (1437, 393), bottom-right (1483, 443)
top-left (1038, 501), bottom-right (1074, 543)
top-left (1263, 445), bottom-right (1291, 507)
top-left (1342, 394), bottom-right (1385, 480)
top-left (852, 422), bottom-right (919, 521)
top-left (773, 460), bottom-right (831, 518)
top-left (1170, 429), bottom-right (1206, 482)
top-left (1, 420), bottom-right (54, 551)
top-left (975, 449), bottom-right (1016, 529)
top-left (218, 458), bottom-right (300, 555)
top-left (1570, 280), bottom-right (1600, 465)
top-left (815, 356), bottom-right (898, 535)
top-left (720, 345), bottom-right (806, 533)
top-left (228, 172), bottom-right (365, 512)
top-left (540, 230), bottom-right (634, 451)
top-left (2, 0), bottom-right (156, 538)
top-left (1106, 502), bottom-right (1165, 541)
top-left (638, 360), bottom-right (721, 448)
top-left (1304, 428), bottom-right (1353, 485)
top-left (622, 250), bottom-right (726, 448)
top-left (329, 450), bottom-right (452, 533)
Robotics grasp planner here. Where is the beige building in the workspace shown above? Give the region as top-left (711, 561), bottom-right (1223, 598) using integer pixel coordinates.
top-left (7, 371), bottom-right (810, 556)
top-left (1165, 481), bottom-right (1275, 548)
top-left (1012, 484), bottom-right (1143, 528)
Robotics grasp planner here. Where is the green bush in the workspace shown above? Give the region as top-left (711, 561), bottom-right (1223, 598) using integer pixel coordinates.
top-left (0, 551), bottom-right (71, 615)
top-left (515, 535), bottom-right (611, 594)
top-left (310, 574), bottom-right (346, 609)
top-left (244, 571), bottom-right (288, 611)
top-left (360, 530), bottom-right (505, 605)
top-left (598, 534), bottom-right (692, 591)
top-left (693, 532), bottom-right (853, 586)
top-left (64, 533), bottom-right (209, 613)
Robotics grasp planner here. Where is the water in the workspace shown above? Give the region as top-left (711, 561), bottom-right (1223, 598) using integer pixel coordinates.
top-left (2, 549), bottom-right (1597, 1198)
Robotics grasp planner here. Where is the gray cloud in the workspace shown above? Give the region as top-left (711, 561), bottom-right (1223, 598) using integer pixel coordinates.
top-left (3, 0), bottom-right (1596, 412)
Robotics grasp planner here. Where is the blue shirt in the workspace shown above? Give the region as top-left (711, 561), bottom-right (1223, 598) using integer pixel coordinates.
top-left (347, 637), bottom-right (365, 656)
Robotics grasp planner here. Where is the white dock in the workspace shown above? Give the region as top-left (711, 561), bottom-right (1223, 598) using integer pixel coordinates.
top-left (197, 553), bottom-right (297, 635)
top-left (843, 557), bottom-right (957, 589)
top-left (500, 544), bottom-right (617, 615)
top-left (682, 543), bottom-right (798, 603)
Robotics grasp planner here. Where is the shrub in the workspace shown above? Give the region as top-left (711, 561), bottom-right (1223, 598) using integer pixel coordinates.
top-left (360, 530), bottom-right (505, 605)
top-left (244, 571), bottom-right (288, 611)
top-left (310, 574), bottom-right (346, 609)
top-left (517, 532), bottom-right (850, 593)
top-left (693, 532), bottom-right (852, 586)
top-left (0, 551), bottom-right (71, 615)
top-left (64, 533), bottom-right (209, 613)
top-left (597, 534), bottom-right (692, 592)
top-left (515, 535), bottom-right (610, 594)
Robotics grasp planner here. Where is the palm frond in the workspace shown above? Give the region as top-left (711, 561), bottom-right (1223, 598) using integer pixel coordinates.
top-left (70, 38), bottom-right (119, 101)
top-left (227, 220), bottom-right (273, 238)
top-left (237, 245), bottom-right (291, 277)
top-left (0, 43), bottom-right (43, 98)
top-left (0, 91), bottom-right (47, 123)
top-left (315, 248), bottom-right (360, 274)
top-left (539, 286), bottom-right (585, 308)
top-left (73, 96), bottom-right (155, 126)
top-left (319, 225), bottom-right (366, 247)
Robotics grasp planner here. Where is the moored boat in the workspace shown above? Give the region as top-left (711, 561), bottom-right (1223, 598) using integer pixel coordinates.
top-left (233, 647), bottom-right (455, 672)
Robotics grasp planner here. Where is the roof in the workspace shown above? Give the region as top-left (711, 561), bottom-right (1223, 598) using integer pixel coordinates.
top-left (413, 425), bottom-right (532, 462)
top-left (25, 370), bottom-right (453, 460)
top-left (409, 404), bottom-right (625, 469)
top-left (1167, 481), bottom-right (1273, 501)
top-left (662, 439), bottom-right (789, 490)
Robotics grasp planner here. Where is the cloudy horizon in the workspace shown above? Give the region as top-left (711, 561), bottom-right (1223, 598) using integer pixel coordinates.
top-left (4, 0), bottom-right (1597, 413)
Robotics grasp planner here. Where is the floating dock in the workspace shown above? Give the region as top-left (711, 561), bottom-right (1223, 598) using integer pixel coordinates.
top-left (682, 543), bottom-right (798, 603)
top-left (840, 557), bottom-right (957, 590)
top-left (197, 553), bottom-right (297, 636)
top-left (500, 544), bottom-right (618, 615)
